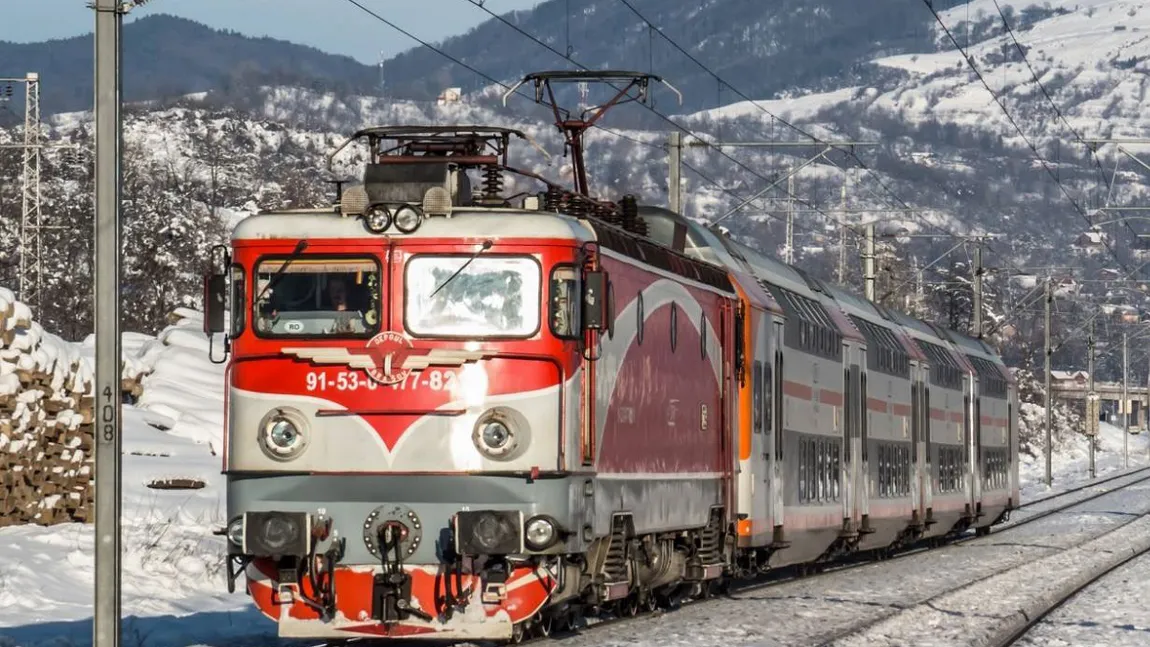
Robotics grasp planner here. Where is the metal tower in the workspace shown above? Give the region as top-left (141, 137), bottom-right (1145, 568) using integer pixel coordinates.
top-left (0, 73), bottom-right (43, 311)
top-left (21, 73), bottom-right (41, 311)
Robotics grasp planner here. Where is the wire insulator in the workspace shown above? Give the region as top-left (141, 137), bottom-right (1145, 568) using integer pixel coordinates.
top-left (481, 165), bottom-right (503, 199)
top-left (544, 186), bottom-right (563, 212)
top-left (619, 194), bottom-right (639, 232)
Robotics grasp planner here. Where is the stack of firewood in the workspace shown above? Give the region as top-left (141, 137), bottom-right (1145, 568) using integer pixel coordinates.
top-left (0, 288), bottom-right (150, 526)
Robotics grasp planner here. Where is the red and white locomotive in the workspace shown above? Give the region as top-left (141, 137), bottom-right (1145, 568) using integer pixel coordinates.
top-left (203, 72), bottom-right (1018, 642)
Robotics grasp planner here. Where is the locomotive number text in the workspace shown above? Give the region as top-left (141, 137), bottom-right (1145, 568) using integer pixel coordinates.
top-left (305, 370), bottom-right (458, 392)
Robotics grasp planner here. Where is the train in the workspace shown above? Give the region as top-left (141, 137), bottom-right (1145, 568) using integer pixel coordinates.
top-left (202, 71), bottom-right (1019, 642)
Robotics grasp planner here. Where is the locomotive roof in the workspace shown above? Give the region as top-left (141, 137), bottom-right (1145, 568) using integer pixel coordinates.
top-left (231, 208), bottom-right (598, 243)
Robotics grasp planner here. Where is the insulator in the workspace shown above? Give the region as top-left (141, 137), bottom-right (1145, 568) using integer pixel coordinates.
top-left (619, 194), bottom-right (639, 231)
top-left (597, 202), bottom-right (623, 227)
top-left (631, 215), bottom-right (649, 237)
top-left (543, 185), bottom-right (564, 212)
top-left (481, 165), bottom-right (504, 199)
top-left (567, 198), bottom-right (588, 218)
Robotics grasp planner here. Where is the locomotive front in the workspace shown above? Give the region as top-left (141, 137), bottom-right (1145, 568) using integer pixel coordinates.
top-left (203, 127), bottom-right (605, 640)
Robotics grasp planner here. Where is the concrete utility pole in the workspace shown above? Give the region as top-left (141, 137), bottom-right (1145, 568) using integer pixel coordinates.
top-left (1088, 319), bottom-right (1096, 479)
top-left (864, 223), bottom-right (876, 302)
top-left (667, 131), bottom-right (682, 215)
top-left (93, 1), bottom-right (123, 646)
top-left (973, 241), bottom-right (983, 339)
top-left (837, 172), bottom-right (848, 285)
top-left (1044, 276), bottom-right (1053, 486)
top-left (784, 164), bottom-right (795, 264)
top-left (1123, 330), bottom-right (1129, 469)
top-left (914, 258), bottom-right (925, 318)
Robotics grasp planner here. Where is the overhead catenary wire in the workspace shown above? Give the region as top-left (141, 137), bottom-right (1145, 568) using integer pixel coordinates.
top-left (458, 0), bottom-right (849, 229)
top-left (990, 0), bottom-right (1137, 239)
top-left (341, 0), bottom-right (837, 239)
top-left (612, 0), bottom-right (1053, 303)
top-left (920, 0), bottom-right (1131, 276)
top-left (614, 0), bottom-right (923, 221)
top-left (347, 0), bottom-right (1120, 348)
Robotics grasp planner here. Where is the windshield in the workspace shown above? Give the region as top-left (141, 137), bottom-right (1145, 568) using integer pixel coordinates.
top-left (405, 255), bottom-right (540, 337)
top-left (253, 257), bottom-right (381, 337)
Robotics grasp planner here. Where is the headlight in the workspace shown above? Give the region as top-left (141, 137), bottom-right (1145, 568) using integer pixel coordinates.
top-left (258, 408), bottom-right (310, 461)
top-left (243, 511), bottom-right (312, 557)
top-left (454, 510), bottom-right (523, 555)
top-left (226, 517), bottom-right (244, 547)
top-left (475, 420), bottom-right (515, 458)
top-left (261, 515), bottom-right (302, 552)
top-left (471, 407), bottom-right (529, 460)
top-left (482, 421), bottom-right (511, 450)
top-left (524, 515), bottom-right (558, 551)
top-left (393, 205), bottom-right (423, 234)
top-left (364, 204), bottom-right (392, 233)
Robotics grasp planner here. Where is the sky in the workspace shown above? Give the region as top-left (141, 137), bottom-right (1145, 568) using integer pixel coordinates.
top-left (2, 0), bottom-right (544, 64)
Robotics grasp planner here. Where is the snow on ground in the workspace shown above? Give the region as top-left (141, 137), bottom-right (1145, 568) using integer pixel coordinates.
top-left (0, 313), bottom-right (276, 647)
top-left (1020, 420), bottom-right (1150, 502)
top-left (1015, 546), bottom-right (1150, 646)
top-left (0, 307), bottom-right (1145, 645)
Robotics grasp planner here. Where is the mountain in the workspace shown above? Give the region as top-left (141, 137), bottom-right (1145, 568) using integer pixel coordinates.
top-left (380, 0), bottom-right (973, 111)
top-left (0, 15), bottom-right (380, 116)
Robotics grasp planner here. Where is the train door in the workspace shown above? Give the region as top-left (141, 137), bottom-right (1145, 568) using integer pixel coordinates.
top-left (972, 390), bottom-right (984, 511)
top-left (858, 355), bottom-right (871, 529)
top-left (845, 345), bottom-right (868, 531)
top-left (745, 308), bottom-right (772, 539)
top-left (843, 347), bottom-right (853, 525)
top-left (921, 368), bottom-right (933, 519)
top-left (771, 321), bottom-right (786, 533)
top-left (910, 363), bottom-right (922, 520)
top-left (963, 374), bottom-right (975, 517)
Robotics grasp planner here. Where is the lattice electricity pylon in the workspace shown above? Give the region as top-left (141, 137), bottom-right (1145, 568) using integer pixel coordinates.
top-left (0, 73), bottom-right (79, 315)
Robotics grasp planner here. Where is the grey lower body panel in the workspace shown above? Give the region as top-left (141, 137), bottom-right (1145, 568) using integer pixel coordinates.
top-left (227, 471), bottom-right (723, 564)
top-left (227, 472), bottom-right (579, 563)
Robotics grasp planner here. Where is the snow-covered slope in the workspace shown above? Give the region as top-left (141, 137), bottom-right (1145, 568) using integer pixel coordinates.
top-left (0, 305), bottom-right (274, 647)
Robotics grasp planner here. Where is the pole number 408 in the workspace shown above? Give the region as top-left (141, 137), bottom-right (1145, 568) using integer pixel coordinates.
top-left (101, 385), bottom-right (115, 442)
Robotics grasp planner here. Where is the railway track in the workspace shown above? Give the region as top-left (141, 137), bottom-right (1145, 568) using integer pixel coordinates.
top-left (287, 468), bottom-right (1150, 647)
top-left (504, 466), bottom-right (1150, 646)
top-left (991, 536), bottom-right (1150, 646)
top-left (998, 538), bottom-right (1150, 646)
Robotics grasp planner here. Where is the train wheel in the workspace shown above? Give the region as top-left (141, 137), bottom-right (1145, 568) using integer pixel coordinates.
top-left (644, 594), bottom-right (658, 613)
top-left (624, 594), bottom-right (640, 617)
top-left (510, 623), bottom-right (525, 644)
top-left (537, 614), bottom-right (553, 637)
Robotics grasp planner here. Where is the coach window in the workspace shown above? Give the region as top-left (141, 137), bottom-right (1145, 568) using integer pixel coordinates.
top-left (254, 257), bottom-right (380, 338)
top-left (549, 265), bottom-right (580, 340)
top-left (670, 302), bottom-right (678, 352)
top-left (230, 265), bottom-right (245, 336)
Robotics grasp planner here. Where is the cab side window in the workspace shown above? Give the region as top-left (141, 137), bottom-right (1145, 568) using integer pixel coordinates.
top-left (230, 265), bottom-right (245, 336)
top-left (549, 265), bottom-right (580, 339)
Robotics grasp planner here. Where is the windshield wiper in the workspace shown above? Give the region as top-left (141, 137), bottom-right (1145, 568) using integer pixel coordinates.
top-left (429, 240), bottom-right (492, 298)
top-left (255, 240), bottom-right (309, 306)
